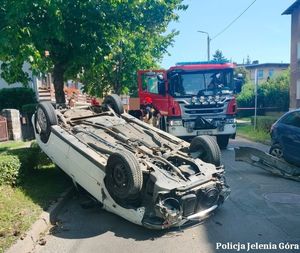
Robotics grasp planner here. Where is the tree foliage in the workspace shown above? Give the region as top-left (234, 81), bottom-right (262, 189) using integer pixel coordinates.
top-left (259, 69), bottom-right (290, 110)
top-left (236, 69), bottom-right (290, 115)
top-left (212, 49), bottom-right (228, 62)
top-left (0, 0), bottom-right (187, 102)
top-left (234, 66), bottom-right (249, 83)
top-left (82, 29), bottom-right (179, 97)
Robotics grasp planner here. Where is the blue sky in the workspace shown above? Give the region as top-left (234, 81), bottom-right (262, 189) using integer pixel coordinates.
top-left (161, 0), bottom-right (295, 68)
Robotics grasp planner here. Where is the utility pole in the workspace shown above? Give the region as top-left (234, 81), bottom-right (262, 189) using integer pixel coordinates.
top-left (254, 69), bottom-right (258, 130)
top-left (197, 31), bottom-right (211, 61)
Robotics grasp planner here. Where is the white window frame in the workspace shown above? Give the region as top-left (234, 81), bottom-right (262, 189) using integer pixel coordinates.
top-left (297, 79), bottom-right (300, 100)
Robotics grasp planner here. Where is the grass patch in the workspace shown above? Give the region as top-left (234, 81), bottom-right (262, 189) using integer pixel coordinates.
top-left (0, 141), bottom-right (30, 152)
top-left (237, 117), bottom-right (251, 121)
top-left (237, 124), bottom-right (271, 144)
top-left (0, 141), bottom-right (71, 252)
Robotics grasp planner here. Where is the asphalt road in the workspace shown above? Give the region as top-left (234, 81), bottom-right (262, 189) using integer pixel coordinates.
top-left (34, 137), bottom-right (300, 253)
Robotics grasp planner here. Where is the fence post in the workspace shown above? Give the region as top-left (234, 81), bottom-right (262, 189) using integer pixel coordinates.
top-left (0, 116), bottom-right (9, 142)
top-left (254, 69), bottom-right (258, 130)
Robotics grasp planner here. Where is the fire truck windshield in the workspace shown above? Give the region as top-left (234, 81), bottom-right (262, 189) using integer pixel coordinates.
top-left (169, 70), bottom-right (233, 97)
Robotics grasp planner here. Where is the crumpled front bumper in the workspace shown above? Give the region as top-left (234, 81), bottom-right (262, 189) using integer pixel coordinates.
top-left (142, 185), bottom-right (231, 230)
top-left (142, 205), bottom-right (218, 230)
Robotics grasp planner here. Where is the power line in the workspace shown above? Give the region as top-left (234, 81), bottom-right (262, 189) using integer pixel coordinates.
top-left (211, 0), bottom-right (257, 40)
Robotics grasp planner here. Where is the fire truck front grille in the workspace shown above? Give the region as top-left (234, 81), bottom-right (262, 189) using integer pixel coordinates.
top-left (185, 109), bottom-right (224, 114)
top-left (184, 104), bottom-right (223, 109)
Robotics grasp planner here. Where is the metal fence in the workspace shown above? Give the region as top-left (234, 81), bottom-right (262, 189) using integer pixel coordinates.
top-left (0, 116), bottom-right (8, 142)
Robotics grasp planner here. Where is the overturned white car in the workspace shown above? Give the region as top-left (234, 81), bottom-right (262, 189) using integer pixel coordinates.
top-left (33, 94), bottom-right (230, 229)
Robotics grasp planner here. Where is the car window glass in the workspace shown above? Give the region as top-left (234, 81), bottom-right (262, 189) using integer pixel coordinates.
top-left (281, 111), bottom-right (300, 128)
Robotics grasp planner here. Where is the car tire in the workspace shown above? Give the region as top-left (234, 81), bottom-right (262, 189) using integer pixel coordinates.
top-left (103, 94), bottom-right (124, 115)
top-left (189, 135), bottom-right (221, 166)
top-left (35, 102), bottom-right (58, 143)
top-left (269, 143), bottom-right (283, 159)
top-left (216, 135), bottom-right (230, 149)
top-left (105, 151), bottom-right (143, 202)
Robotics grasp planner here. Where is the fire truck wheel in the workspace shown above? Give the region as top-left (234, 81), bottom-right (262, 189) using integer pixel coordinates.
top-left (105, 151), bottom-right (143, 203)
top-left (216, 135), bottom-right (230, 149)
top-left (189, 135), bottom-right (221, 167)
top-left (35, 102), bottom-right (58, 143)
top-left (103, 94), bottom-right (124, 115)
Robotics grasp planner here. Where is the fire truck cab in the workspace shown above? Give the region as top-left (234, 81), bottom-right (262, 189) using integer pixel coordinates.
top-left (136, 61), bottom-right (237, 149)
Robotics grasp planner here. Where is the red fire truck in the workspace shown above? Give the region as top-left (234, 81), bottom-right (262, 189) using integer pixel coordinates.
top-left (134, 61), bottom-right (237, 149)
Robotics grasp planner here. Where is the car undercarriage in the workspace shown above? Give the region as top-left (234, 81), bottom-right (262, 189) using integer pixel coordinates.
top-left (34, 94), bottom-right (230, 229)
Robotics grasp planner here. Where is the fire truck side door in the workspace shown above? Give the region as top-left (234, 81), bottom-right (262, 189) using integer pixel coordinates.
top-left (138, 70), bottom-right (169, 116)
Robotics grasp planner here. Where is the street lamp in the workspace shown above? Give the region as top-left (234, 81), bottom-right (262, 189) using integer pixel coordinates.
top-left (197, 30), bottom-right (211, 61)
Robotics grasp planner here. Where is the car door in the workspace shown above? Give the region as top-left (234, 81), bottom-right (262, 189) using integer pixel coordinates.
top-left (279, 111), bottom-right (300, 165)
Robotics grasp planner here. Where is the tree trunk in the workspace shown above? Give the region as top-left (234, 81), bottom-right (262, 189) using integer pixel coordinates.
top-left (114, 81), bottom-right (121, 94)
top-left (53, 64), bottom-right (66, 104)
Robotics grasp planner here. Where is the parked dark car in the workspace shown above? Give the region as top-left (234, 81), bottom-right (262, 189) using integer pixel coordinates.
top-left (270, 109), bottom-right (300, 166)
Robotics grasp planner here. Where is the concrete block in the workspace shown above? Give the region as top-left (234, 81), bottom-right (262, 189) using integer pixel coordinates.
top-left (1, 109), bottom-right (22, 140)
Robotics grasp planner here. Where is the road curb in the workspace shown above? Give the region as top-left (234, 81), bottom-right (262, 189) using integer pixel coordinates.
top-left (6, 187), bottom-right (74, 253)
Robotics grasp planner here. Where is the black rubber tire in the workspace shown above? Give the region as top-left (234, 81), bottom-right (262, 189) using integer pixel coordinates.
top-left (216, 135), bottom-right (230, 149)
top-left (269, 143), bottom-right (283, 159)
top-left (103, 94), bottom-right (124, 115)
top-left (35, 102), bottom-right (58, 143)
top-left (189, 135), bottom-right (221, 166)
top-left (105, 151), bottom-right (143, 202)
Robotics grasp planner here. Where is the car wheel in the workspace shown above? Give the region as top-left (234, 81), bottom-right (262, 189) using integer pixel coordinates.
top-left (269, 144), bottom-right (283, 159)
top-left (189, 135), bottom-right (221, 166)
top-left (216, 135), bottom-right (230, 149)
top-left (105, 151), bottom-right (143, 202)
top-left (35, 102), bottom-right (58, 143)
top-left (103, 94), bottom-right (124, 115)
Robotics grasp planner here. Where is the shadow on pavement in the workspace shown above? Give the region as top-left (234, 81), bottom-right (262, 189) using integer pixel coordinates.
top-left (49, 193), bottom-right (169, 241)
top-left (47, 140), bottom-right (300, 252)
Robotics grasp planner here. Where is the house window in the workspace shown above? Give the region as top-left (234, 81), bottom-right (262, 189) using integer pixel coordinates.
top-left (268, 69), bottom-right (274, 77)
top-left (258, 69), bottom-right (264, 79)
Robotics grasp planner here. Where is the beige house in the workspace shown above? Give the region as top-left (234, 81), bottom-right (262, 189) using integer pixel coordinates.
top-left (283, 0), bottom-right (300, 109)
top-left (243, 63), bottom-right (289, 85)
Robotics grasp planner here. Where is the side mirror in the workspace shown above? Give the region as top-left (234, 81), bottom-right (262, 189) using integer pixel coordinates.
top-left (157, 74), bottom-right (164, 81)
top-left (233, 78), bottom-right (243, 93)
top-left (157, 75), bottom-right (166, 96)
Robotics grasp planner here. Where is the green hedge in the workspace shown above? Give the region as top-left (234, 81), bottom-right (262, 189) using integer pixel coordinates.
top-left (0, 155), bottom-right (21, 186)
top-left (251, 116), bottom-right (278, 132)
top-left (0, 87), bottom-right (37, 111)
top-left (21, 103), bottom-right (37, 115)
top-left (236, 70), bottom-right (290, 117)
top-left (0, 142), bottom-right (52, 185)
